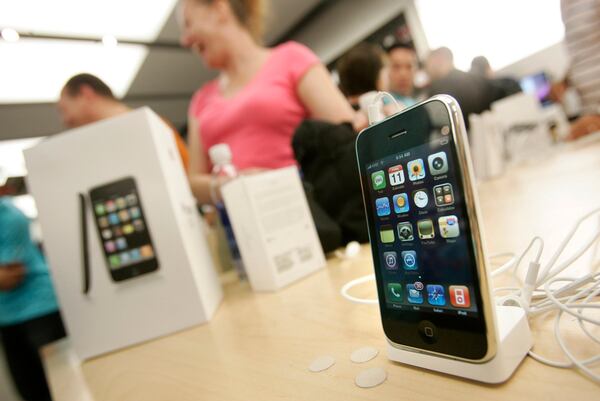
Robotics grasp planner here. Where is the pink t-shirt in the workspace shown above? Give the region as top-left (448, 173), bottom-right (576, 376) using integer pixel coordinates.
top-left (189, 41), bottom-right (319, 170)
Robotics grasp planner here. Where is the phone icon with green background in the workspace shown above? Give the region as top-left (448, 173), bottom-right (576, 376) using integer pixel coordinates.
top-left (371, 170), bottom-right (386, 190)
top-left (387, 283), bottom-right (403, 302)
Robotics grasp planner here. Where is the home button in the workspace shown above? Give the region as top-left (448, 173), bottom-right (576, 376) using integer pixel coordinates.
top-left (418, 320), bottom-right (438, 344)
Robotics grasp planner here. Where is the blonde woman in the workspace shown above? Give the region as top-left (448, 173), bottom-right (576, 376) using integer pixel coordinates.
top-left (180, 0), bottom-right (355, 203)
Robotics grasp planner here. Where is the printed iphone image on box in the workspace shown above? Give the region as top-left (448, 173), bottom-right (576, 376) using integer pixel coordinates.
top-left (89, 176), bottom-right (159, 281)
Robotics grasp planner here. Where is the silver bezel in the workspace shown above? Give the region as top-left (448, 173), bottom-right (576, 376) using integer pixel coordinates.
top-left (361, 95), bottom-right (498, 363)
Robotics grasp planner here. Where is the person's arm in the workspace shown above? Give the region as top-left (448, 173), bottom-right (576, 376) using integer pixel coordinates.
top-left (549, 80), bottom-right (568, 103)
top-left (187, 115), bottom-right (213, 204)
top-left (297, 63), bottom-right (355, 124)
top-left (0, 263), bottom-right (25, 291)
top-left (569, 114), bottom-right (600, 140)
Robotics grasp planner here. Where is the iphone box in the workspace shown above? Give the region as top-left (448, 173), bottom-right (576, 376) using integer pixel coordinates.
top-left (24, 108), bottom-right (222, 361)
top-left (221, 167), bottom-right (326, 291)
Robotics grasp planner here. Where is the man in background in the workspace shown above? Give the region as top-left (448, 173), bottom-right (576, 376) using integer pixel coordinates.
top-left (386, 43), bottom-right (418, 107)
top-left (555, 0), bottom-right (600, 139)
top-left (57, 74), bottom-right (190, 170)
top-left (426, 47), bottom-right (497, 127)
top-left (470, 55), bottom-right (521, 100)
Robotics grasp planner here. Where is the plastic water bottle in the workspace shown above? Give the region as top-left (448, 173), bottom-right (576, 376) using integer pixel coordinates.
top-left (208, 144), bottom-right (246, 279)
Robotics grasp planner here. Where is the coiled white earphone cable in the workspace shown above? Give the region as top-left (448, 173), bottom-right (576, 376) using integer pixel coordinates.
top-left (340, 207), bottom-right (600, 382)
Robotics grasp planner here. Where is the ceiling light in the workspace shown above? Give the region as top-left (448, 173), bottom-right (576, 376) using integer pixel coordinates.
top-left (0, 39), bottom-right (147, 104)
top-left (1, 27), bottom-right (20, 42)
top-left (0, 0), bottom-right (177, 42)
top-left (0, 0), bottom-right (178, 104)
top-left (102, 35), bottom-right (118, 47)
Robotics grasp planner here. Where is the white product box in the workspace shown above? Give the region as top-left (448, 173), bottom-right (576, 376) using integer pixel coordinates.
top-left (24, 108), bottom-right (222, 361)
top-left (221, 167), bottom-right (326, 291)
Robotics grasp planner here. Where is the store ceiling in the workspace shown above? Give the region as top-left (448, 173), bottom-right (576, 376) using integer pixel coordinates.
top-left (0, 0), bottom-right (326, 140)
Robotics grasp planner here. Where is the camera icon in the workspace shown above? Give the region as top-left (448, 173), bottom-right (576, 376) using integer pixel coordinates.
top-left (428, 151), bottom-right (448, 175)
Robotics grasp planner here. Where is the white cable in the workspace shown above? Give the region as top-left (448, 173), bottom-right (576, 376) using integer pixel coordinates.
top-left (340, 206), bottom-right (600, 382)
top-left (537, 208), bottom-right (600, 284)
top-left (495, 206), bottom-right (600, 383)
top-left (490, 252), bottom-right (518, 277)
top-left (334, 241), bottom-right (361, 260)
top-left (340, 274), bottom-right (378, 305)
top-left (543, 275), bottom-right (600, 325)
top-left (367, 91), bottom-right (402, 126)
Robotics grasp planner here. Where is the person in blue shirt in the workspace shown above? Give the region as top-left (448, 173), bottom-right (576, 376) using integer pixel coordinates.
top-left (0, 182), bottom-right (65, 401)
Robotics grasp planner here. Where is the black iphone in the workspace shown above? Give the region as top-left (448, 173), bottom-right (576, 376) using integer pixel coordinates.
top-left (356, 95), bottom-right (496, 362)
top-left (89, 177), bottom-right (159, 282)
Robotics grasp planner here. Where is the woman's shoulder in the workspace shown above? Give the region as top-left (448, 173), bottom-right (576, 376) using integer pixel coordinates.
top-left (271, 41), bottom-right (320, 81)
top-left (273, 41), bottom-right (318, 62)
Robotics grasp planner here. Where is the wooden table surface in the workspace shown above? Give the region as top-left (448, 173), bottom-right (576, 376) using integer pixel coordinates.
top-left (42, 134), bottom-right (600, 400)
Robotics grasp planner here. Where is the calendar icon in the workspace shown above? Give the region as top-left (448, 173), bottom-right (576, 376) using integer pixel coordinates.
top-left (388, 165), bottom-right (405, 186)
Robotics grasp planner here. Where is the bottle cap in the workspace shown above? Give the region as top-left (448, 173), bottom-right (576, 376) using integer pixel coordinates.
top-left (208, 143), bottom-right (232, 166)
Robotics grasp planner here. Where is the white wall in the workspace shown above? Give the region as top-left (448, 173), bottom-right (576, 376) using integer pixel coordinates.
top-left (291, 0), bottom-right (569, 83)
top-left (497, 42), bottom-right (570, 80)
top-left (415, 0), bottom-right (565, 73)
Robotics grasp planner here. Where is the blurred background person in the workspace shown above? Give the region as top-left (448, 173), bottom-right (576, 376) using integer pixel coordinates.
top-left (469, 55), bottom-right (493, 79)
top-left (337, 42), bottom-right (397, 131)
top-left (57, 73), bottom-right (190, 170)
top-left (426, 47), bottom-right (497, 128)
top-left (470, 55), bottom-right (521, 99)
top-left (180, 0), bottom-right (355, 204)
top-left (0, 181), bottom-right (65, 401)
top-left (337, 42), bottom-right (385, 111)
top-left (386, 43), bottom-right (418, 107)
top-left (554, 0), bottom-right (600, 140)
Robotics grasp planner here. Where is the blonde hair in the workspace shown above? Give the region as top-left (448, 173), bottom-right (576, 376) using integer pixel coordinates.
top-left (197, 0), bottom-right (267, 41)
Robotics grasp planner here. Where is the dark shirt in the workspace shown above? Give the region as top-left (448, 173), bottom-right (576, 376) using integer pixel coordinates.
top-left (428, 69), bottom-right (498, 129)
top-left (490, 77), bottom-right (522, 100)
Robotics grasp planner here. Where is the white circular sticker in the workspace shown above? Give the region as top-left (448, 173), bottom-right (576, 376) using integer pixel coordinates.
top-left (308, 356), bottom-right (336, 372)
top-left (350, 346), bottom-right (379, 364)
top-left (355, 367), bottom-right (387, 388)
